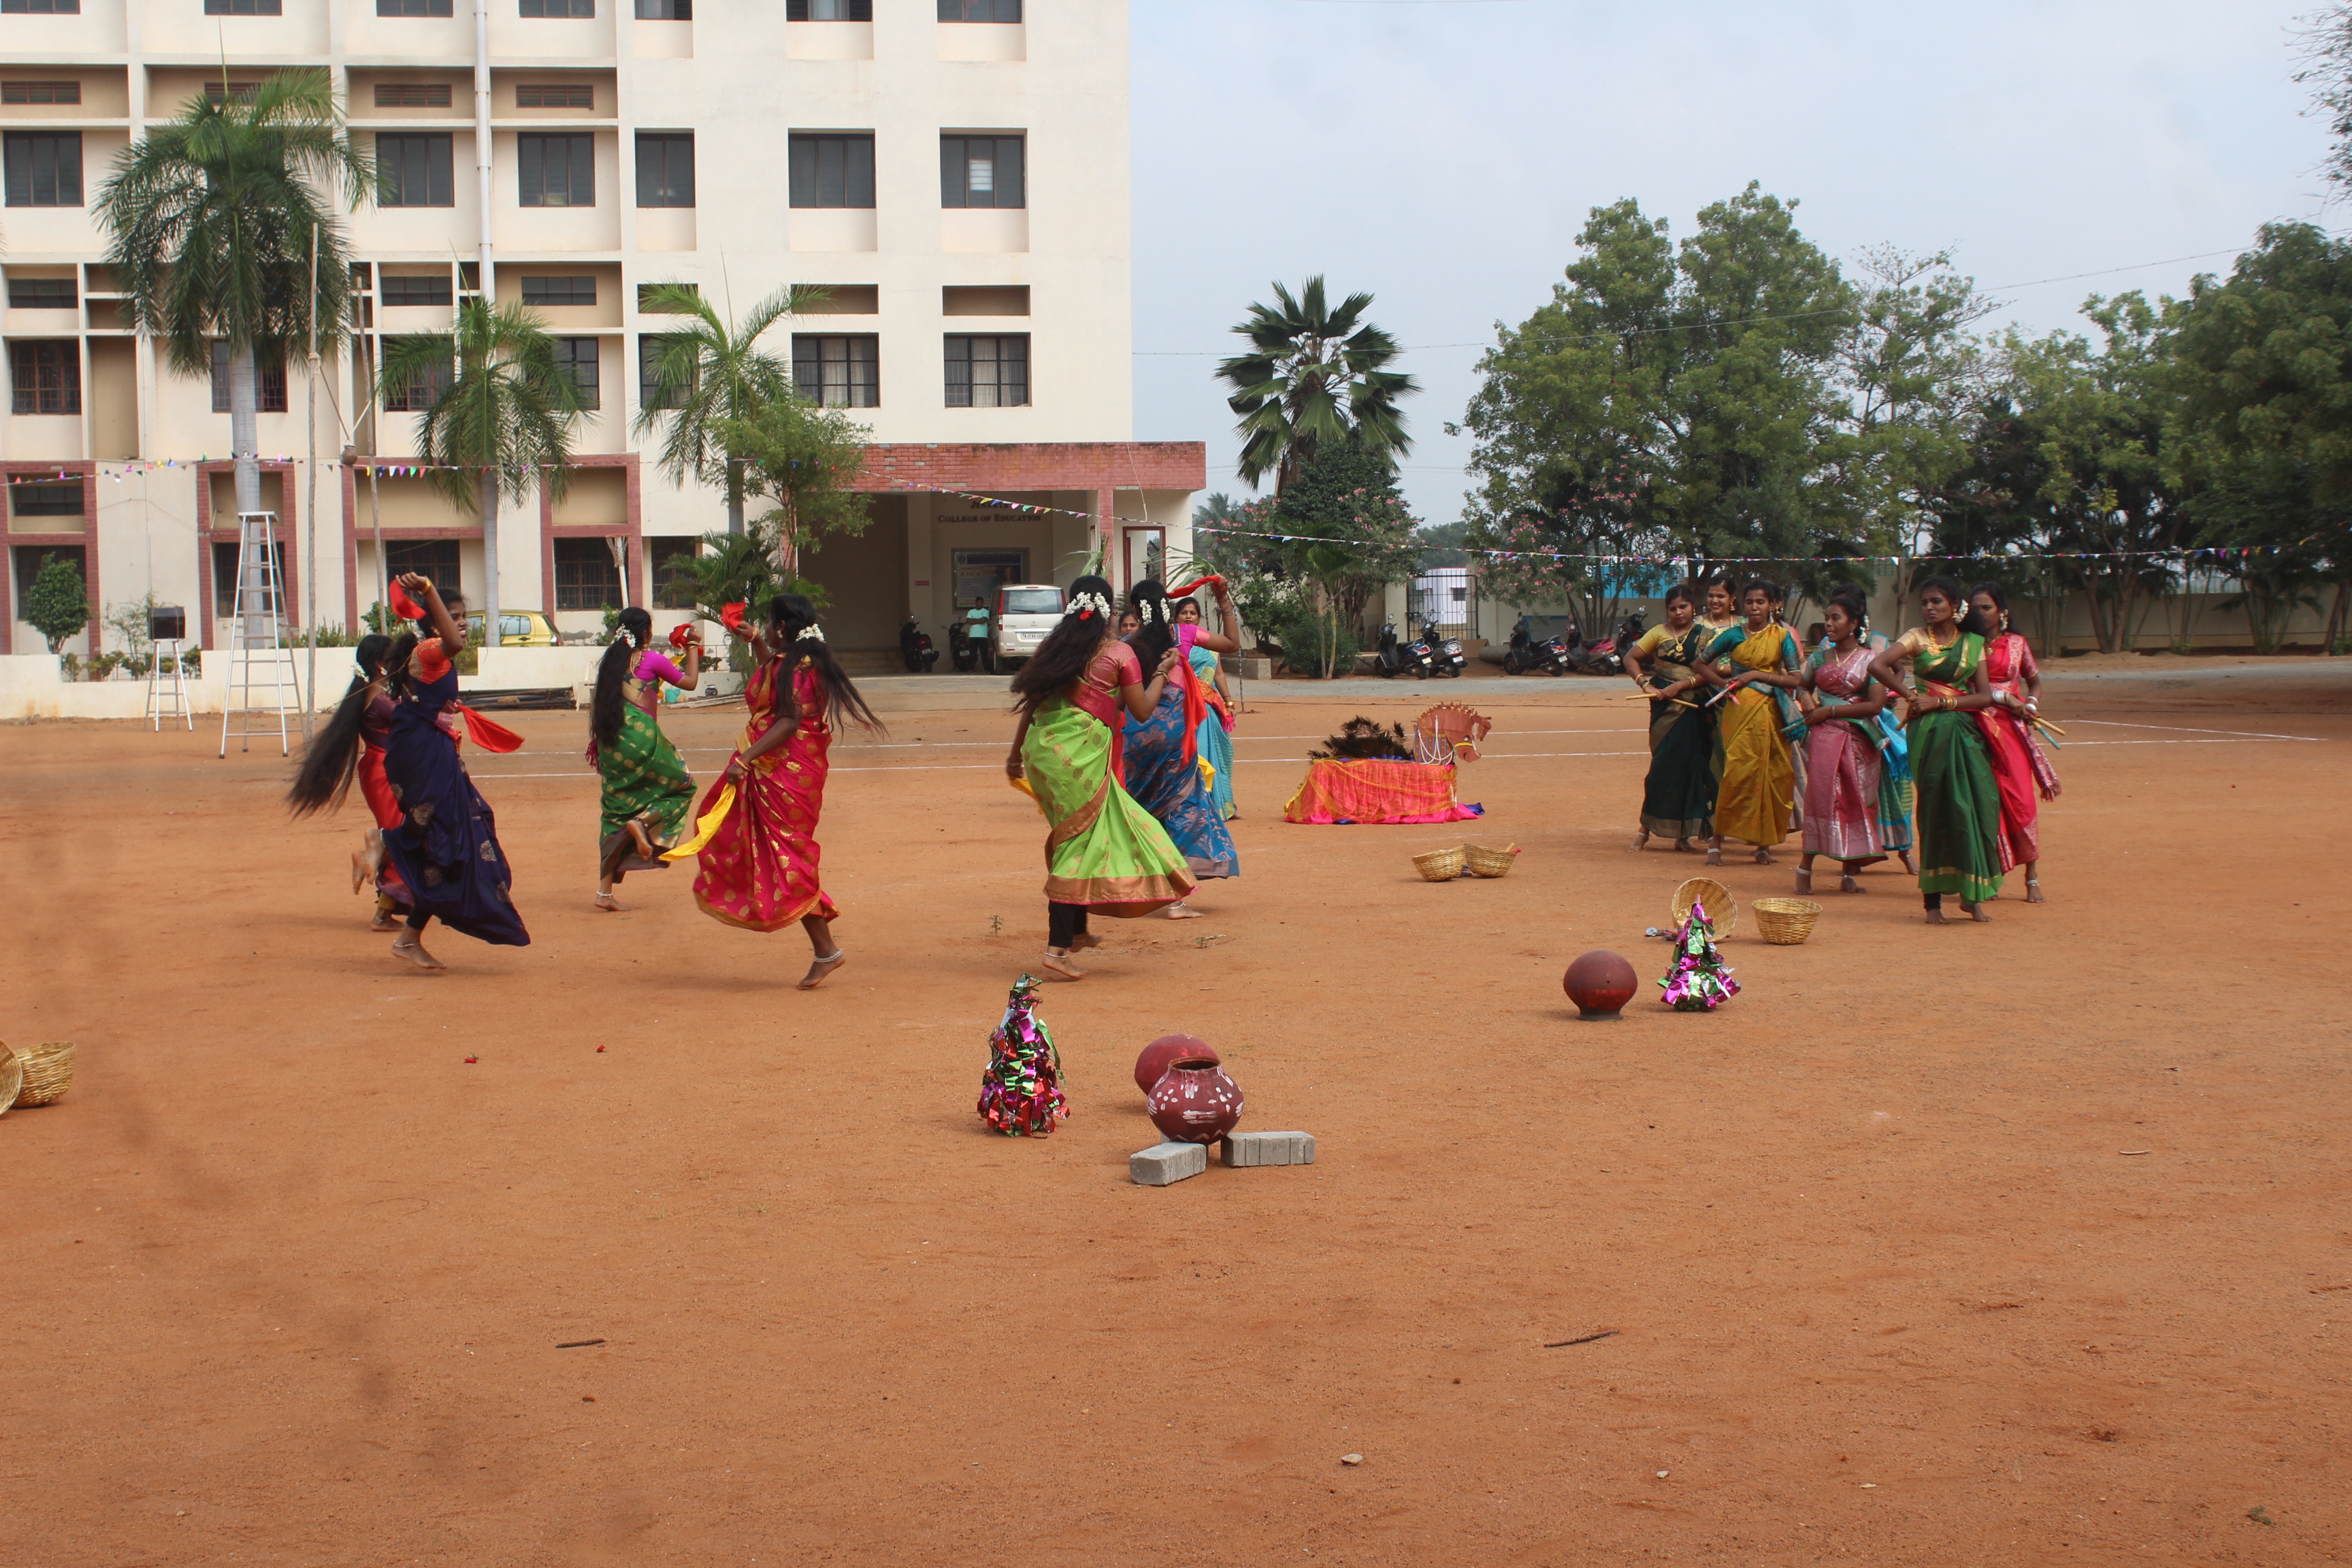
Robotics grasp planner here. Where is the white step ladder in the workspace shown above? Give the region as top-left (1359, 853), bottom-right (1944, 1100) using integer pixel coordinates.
top-left (146, 637), bottom-right (192, 730)
top-left (218, 510), bottom-right (300, 757)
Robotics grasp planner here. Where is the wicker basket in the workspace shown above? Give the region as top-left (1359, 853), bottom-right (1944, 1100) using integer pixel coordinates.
top-left (1752, 898), bottom-right (1823, 945)
top-left (12, 1041), bottom-right (75, 1108)
top-left (1463, 843), bottom-right (1520, 879)
top-left (1669, 877), bottom-right (1738, 939)
top-left (0, 1045), bottom-right (20, 1117)
top-left (1412, 845), bottom-right (1467, 882)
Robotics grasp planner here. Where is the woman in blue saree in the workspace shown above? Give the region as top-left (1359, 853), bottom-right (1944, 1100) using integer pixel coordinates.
top-left (379, 573), bottom-right (531, 968)
top-left (1175, 596), bottom-right (1238, 819)
top-left (1123, 578), bottom-right (1241, 917)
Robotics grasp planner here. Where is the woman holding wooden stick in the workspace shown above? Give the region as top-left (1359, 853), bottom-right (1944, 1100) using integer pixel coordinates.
top-left (1701, 580), bottom-right (1804, 866)
top-left (1793, 591), bottom-right (1892, 894)
top-left (1624, 583), bottom-right (1716, 853)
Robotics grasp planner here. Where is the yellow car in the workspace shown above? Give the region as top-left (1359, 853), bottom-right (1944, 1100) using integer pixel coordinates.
top-left (463, 610), bottom-right (559, 647)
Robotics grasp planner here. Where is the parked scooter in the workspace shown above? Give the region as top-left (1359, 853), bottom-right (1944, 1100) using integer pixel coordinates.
top-left (1566, 611), bottom-right (1646, 677)
top-left (1501, 621), bottom-right (1571, 676)
top-left (899, 618), bottom-right (939, 673)
top-left (1373, 621), bottom-right (1434, 679)
top-left (947, 615), bottom-right (981, 673)
top-left (1425, 628), bottom-right (1468, 678)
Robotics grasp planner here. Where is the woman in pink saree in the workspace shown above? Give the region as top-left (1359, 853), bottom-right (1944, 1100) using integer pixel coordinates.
top-left (1970, 583), bottom-right (2061, 902)
top-left (1794, 591), bottom-right (1893, 894)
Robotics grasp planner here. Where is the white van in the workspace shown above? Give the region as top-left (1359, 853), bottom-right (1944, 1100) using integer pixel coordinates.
top-left (993, 583), bottom-right (1066, 669)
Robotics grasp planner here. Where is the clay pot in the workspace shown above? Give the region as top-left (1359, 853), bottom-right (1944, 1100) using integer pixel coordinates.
top-left (1134, 1033), bottom-right (1218, 1097)
top-left (1147, 1058), bottom-right (1245, 1144)
top-left (1563, 949), bottom-right (1639, 1022)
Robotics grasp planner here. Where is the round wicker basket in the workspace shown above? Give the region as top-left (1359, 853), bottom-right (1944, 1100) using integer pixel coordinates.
top-left (1412, 845), bottom-right (1467, 882)
top-left (12, 1041), bottom-right (75, 1108)
top-left (1463, 843), bottom-right (1520, 879)
top-left (0, 1045), bottom-right (20, 1117)
top-left (1669, 877), bottom-right (1738, 939)
top-left (1751, 897), bottom-right (1822, 945)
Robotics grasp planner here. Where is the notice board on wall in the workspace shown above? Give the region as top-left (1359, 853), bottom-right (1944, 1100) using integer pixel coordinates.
top-left (953, 549), bottom-right (1027, 607)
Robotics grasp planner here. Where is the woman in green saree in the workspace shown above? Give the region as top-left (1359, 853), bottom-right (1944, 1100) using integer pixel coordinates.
top-left (1867, 576), bottom-right (2019, 924)
top-left (587, 606), bottom-right (702, 911)
top-left (1624, 583), bottom-right (1716, 852)
top-left (1005, 574), bottom-right (1196, 980)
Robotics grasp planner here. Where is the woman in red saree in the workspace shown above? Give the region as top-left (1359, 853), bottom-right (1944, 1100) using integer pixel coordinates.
top-left (287, 632), bottom-right (412, 930)
top-left (1970, 583), bottom-right (2061, 902)
top-left (683, 593), bottom-right (884, 989)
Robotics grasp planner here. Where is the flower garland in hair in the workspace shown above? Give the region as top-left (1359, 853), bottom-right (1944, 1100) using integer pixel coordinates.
top-left (796, 624), bottom-right (825, 641)
top-left (1133, 598), bottom-right (1165, 625)
top-left (617, 626), bottom-right (640, 649)
top-left (1068, 590), bottom-right (1112, 621)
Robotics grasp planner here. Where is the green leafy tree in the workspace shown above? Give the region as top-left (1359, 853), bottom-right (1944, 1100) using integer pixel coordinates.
top-left (26, 553), bottom-right (91, 654)
top-left (1216, 276), bottom-right (1418, 494)
top-left (97, 69), bottom-right (368, 523)
top-left (1461, 185), bottom-right (1854, 591)
top-left (1183, 493), bottom-right (1301, 653)
top-left (636, 281), bottom-right (829, 537)
top-left (712, 392), bottom-right (875, 581)
top-left (379, 299), bottom-right (583, 646)
top-left (1251, 443), bottom-right (1423, 677)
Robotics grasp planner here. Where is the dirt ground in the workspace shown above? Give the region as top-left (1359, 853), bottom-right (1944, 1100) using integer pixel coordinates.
top-left (2, 667), bottom-right (2347, 1566)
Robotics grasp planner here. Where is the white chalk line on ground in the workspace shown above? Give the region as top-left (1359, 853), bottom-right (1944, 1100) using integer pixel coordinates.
top-left (466, 732), bottom-right (2304, 781)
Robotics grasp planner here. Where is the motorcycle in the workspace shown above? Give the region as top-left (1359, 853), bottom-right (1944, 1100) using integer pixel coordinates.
top-left (1566, 610), bottom-right (1646, 677)
top-left (1425, 629), bottom-right (1468, 678)
top-left (947, 616), bottom-right (983, 673)
top-left (898, 618), bottom-right (938, 673)
top-left (1373, 621), bottom-right (1434, 679)
top-left (1501, 622), bottom-right (1571, 676)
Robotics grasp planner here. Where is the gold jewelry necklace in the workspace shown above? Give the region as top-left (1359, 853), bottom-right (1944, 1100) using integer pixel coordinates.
top-left (1924, 622), bottom-right (1958, 651)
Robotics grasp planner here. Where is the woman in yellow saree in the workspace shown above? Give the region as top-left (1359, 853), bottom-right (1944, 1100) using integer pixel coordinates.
top-left (1701, 579), bottom-right (1804, 866)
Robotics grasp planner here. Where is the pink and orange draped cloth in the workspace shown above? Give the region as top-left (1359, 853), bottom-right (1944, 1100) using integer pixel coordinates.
top-left (1281, 759), bottom-right (1483, 826)
top-left (687, 655), bottom-right (839, 932)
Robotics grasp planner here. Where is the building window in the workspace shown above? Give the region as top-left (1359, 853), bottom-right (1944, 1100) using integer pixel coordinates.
top-left (7, 276), bottom-right (76, 309)
top-left (787, 0), bottom-right (868, 16)
top-left (15, 546), bottom-right (86, 623)
top-left (938, 0), bottom-right (1017, 18)
top-left (635, 0), bottom-right (689, 15)
top-left (638, 334), bottom-right (694, 410)
top-left (377, 0), bottom-right (454, 13)
top-left (374, 83), bottom-right (453, 108)
top-left (552, 336), bottom-right (600, 408)
top-left (791, 335), bottom-right (878, 409)
top-left (2, 82), bottom-right (80, 105)
top-left (212, 540), bottom-right (284, 619)
top-left (11, 480), bottom-right (82, 517)
top-left (10, 341), bottom-right (79, 414)
top-left (382, 338), bottom-right (453, 412)
top-left (380, 273), bottom-right (453, 307)
top-left (210, 343), bottom-right (291, 414)
top-left (553, 538), bottom-right (623, 611)
top-left (519, 0), bottom-right (593, 15)
top-left (649, 537), bottom-right (698, 607)
top-left (203, 83), bottom-right (262, 105)
top-left (3, 132), bottom-right (82, 208)
top-left (380, 538), bottom-right (459, 596)
top-left (943, 334), bottom-right (1026, 408)
top-left (516, 82), bottom-right (592, 108)
top-left (787, 133), bottom-right (874, 209)
top-left (519, 133), bottom-right (594, 207)
top-left (520, 276), bottom-right (596, 307)
top-left (939, 134), bottom-right (1023, 209)
top-left (0, 0), bottom-right (81, 12)
top-left (636, 132), bottom-right (694, 208)
top-left (377, 133), bottom-right (454, 207)
top-left (204, 0), bottom-right (282, 14)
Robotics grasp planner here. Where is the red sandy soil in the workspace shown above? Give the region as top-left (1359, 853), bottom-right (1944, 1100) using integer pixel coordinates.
top-left (1, 672), bottom-right (2347, 1566)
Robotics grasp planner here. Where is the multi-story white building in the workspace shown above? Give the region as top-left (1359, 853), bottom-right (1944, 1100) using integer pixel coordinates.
top-left (1, 0), bottom-right (1202, 663)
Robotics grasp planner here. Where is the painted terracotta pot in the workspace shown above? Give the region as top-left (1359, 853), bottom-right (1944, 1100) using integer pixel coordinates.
top-left (1147, 1057), bottom-right (1245, 1144)
top-left (1134, 1033), bottom-right (1218, 1097)
top-left (1563, 949), bottom-right (1639, 1022)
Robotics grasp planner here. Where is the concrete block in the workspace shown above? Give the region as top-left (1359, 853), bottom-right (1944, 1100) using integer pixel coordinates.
top-left (1220, 1130), bottom-right (1316, 1168)
top-left (1130, 1141), bottom-right (1209, 1186)
top-left (1230, 655), bottom-right (1273, 682)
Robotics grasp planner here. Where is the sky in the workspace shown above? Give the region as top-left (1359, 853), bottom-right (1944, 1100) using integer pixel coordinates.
top-left (1128, 0), bottom-right (2340, 527)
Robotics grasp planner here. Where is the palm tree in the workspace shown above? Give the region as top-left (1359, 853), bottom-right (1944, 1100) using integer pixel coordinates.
top-left (634, 280), bottom-right (831, 536)
top-left (1215, 276), bottom-right (1419, 495)
top-left (379, 300), bottom-right (583, 646)
top-left (97, 69), bottom-right (368, 521)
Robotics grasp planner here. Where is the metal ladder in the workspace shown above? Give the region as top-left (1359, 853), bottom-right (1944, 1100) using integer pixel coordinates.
top-left (218, 510), bottom-right (299, 757)
top-left (146, 636), bottom-right (191, 730)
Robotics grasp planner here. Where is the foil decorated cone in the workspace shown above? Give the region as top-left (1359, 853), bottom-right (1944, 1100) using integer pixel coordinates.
top-left (1147, 1057), bottom-right (1244, 1144)
top-left (1656, 900), bottom-right (1740, 1012)
top-left (977, 974), bottom-right (1068, 1136)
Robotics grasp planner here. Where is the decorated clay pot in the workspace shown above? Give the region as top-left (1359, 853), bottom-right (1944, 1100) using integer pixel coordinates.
top-left (1563, 949), bottom-right (1639, 1022)
top-left (1147, 1057), bottom-right (1245, 1144)
top-left (1134, 1033), bottom-right (1218, 1097)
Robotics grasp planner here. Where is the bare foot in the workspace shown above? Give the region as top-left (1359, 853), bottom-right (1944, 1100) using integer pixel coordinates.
top-left (1166, 902), bottom-right (1204, 920)
top-left (391, 935), bottom-right (446, 970)
top-left (1963, 900), bottom-right (1993, 923)
top-left (370, 908), bottom-right (401, 932)
top-left (1041, 950), bottom-right (1086, 981)
top-left (1752, 847), bottom-right (1776, 865)
top-left (798, 949), bottom-right (848, 990)
top-left (1840, 874), bottom-right (1863, 894)
top-left (1705, 846), bottom-right (1723, 867)
top-left (2026, 878), bottom-right (2046, 904)
top-left (1898, 851), bottom-right (1916, 876)
top-left (350, 848), bottom-right (370, 896)
top-left (1630, 830), bottom-right (1650, 852)
top-left (594, 892), bottom-right (621, 912)
top-left (1925, 909), bottom-right (1948, 926)
top-left (625, 817), bottom-right (655, 861)
top-left (1794, 866), bottom-right (1813, 895)
top-left (1673, 838), bottom-right (1693, 853)
top-left (1069, 932), bottom-right (1104, 951)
